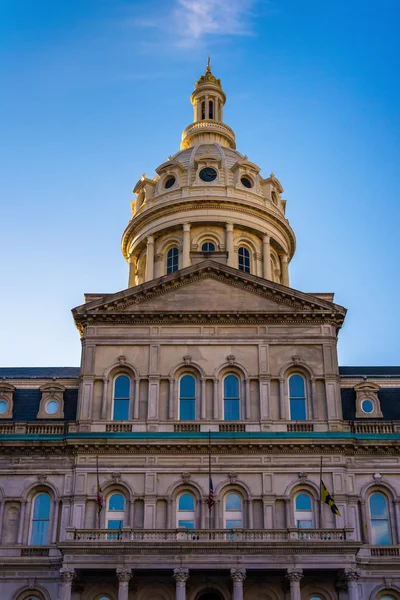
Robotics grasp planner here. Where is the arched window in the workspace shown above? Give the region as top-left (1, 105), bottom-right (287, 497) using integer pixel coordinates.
top-left (179, 375), bottom-right (196, 420)
top-left (224, 375), bottom-right (240, 420)
top-left (30, 493), bottom-right (51, 545)
top-left (106, 493), bottom-right (125, 529)
top-left (113, 375), bottom-right (130, 421)
top-left (224, 493), bottom-right (243, 528)
top-left (238, 247), bottom-right (250, 273)
top-left (177, 493), bottom-right (195, 528)
top-left (16, 594), bottom-right (45, 600)
top-left (201, 101), bottom-right (205, 120)
top-left (295, 492), bottom-right (313, 528)
top-left (289, 374), bottom-right (307, 420)
top-left (370, 493), bottom-right (391, 545)
top-left (201, 241), bottom-right (216, 252)
top-left (209, 100), bottom-right (214, 119)
top-left (167, 247), bottom-right (179, 274)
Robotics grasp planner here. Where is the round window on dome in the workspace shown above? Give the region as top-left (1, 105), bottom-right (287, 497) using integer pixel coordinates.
top-left (361, 399), bottom-right (374, 414)
top-left (240, 176), bottom-right (253, 188)
top-left (164, 176), bottom-right (176, 189)
top-left (199, 167), bottom-right (217, 182)
top-left (0, 400), bottom-right (8, 415)
top-left (45, 400), bottom-right (59, 415)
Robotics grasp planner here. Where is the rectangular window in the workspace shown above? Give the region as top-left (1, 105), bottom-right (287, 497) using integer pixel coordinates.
top-left (226, 519), bottom-right (242, 528)
top-left (180, 399), bottom-right (195, 420)
top-left (113, 399), bottom-right (129, 420)
top-left (296, 519), bottom-right (313, 528)
top-left (178, 520), bottom-right (194, 529)
top-left (371, 520), bottom-right (391, 545)
top-left (224, 399), bottom-right (240, 420)
top-left (31, 520), bottom-right (49, 545)
top-left (290, 398), bottom-right (307, 420)
top-left (108, 519), bottom-right (124, 529)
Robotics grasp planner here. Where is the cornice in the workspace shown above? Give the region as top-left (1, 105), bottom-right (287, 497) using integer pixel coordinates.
top-left (121, 198), bottom-right (296, 259)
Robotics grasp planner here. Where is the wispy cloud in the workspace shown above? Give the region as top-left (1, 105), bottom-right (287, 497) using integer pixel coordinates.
top-left (132, 0), bottom-right (257, 48)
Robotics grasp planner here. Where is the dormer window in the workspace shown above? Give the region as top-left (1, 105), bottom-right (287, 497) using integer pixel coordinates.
top-left (241, 176), bottom-right (253, 189)
top-left (164, 176), bottom-right (176, 189)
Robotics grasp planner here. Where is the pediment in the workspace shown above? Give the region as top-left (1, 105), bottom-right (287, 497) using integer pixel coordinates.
top-left (73, 261), bottom-right (346, 329)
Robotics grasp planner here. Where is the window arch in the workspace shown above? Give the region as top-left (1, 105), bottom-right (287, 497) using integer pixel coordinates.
top-left (177, 493), bottom-right (195, 528)
top-left (106, 492), bottom-right (125, 529)
top-left (201, 241), bottom-right (216, 252)
top-left (30, 493), bottom-right (51, 545)
top-left (201, 101), bottom-right (205, 120)
top-left (223, 375), bottom-right (240, 420)
top-left (289, 374), bottom-right (307, 420)
top-left (369, 492), bottom-right (391, 545)
top-left (113, 375), bottom-right (130, 421)
top-left (238, 247), bottom-right (250, 273)
top-left (294, 492), bottom-right (313, 528)
top-left (167, 247), bottom-right (179, 274)
top-left (224, 493), bottom-right (243, 528)
top-left (15, 592), bottom-right (47, 600)
top-left (209, 100), bottom-right (214, 119)
top-left (179, 375), bottom-right (196, 420)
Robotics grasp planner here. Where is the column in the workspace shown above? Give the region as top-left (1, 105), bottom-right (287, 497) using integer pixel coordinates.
top-left (201, 378), bottom-right (206, 419)
top-left (213, 378), bottom-right (220, 420)
top-left (145, 235), bottom-right (154, 282)
top-left (128, 254), bottom-right (136, 287)
top-left (133, 379), bottom-right (140, 419)
top-left (0, 501), bottom-right (4, 543)
top-left (116, 567), bottom-right (132, 600)
top-left (17, 501), bottom-right (26, 544)
top-left (245, 379), bottom-right (251, 419)
top-left (262, 235), bottom-right (272, 280)
top-left (394, 500), bottom-right (400, 543)
top-left (51, 499), bottom-right (60, 543)
top-left (344, 568), bottom-right (360, 600)
top-left (230, 568), bottom-right (246, 600)
top-left (173, 567), bottom-right (189, 600)
top-left (247, 499), bottom-right (254, 529)
top-left (280, 254), bottom-right (289, 287)
top-left (168, 378), bottom-right (175, 419)
top-left (226, 223), bottom-right (234, 267)
top-left (286, 568), bottom-right (303, 600)
top-left (182, 223), bottom-right (191, 268)
top-left (279, 378), bottom-right (287, 420)
top-left (60, 567), bottom-right (75, 600)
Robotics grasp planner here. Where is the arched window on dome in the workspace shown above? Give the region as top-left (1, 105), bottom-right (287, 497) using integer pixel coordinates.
top-left (113, 375), bottom-right (130, 421)
top-left (167, 247), bottom-right (179, 274)
top-left (209, 100), bottom-right (214, 119)
top-left (289, 374), bottom-right (307, 420)
top-left (238, 247), bottom-right (250, 273)
top-left (201, 241), bottom-right (216, 252)
top-left (369, 493), bottom-right (391, 545)
top-left (201, 101), bottom-right (206, 120)
top-left (177, 493), bottom-right (195, 528)
top-left (224, 493), bottom-right (243, 528)
top-left (179, 375), bottom-right (196, 420)
top-left (30, 493), bottom-right (51, 545)
top-left (223, 375), bottom-right (240, 420)
top-left (294, 492), bottom-right (313, 528)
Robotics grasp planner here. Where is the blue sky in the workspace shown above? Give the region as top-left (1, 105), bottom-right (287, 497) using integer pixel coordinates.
top-left (1, 0), bottom-right (399, 366)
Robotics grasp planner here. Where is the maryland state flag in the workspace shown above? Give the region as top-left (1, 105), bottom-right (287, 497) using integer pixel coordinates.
top-left (321, 480), bottom-right (341, 516)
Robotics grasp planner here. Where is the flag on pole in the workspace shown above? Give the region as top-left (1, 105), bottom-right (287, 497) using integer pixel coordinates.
top-left (320, 480), bottom-right (341, 516)
top-left (207, 430), bottom-right (215, 510)
top-left (207, 476), bottom-right (215, 509)
top-left (96, 455), bottom-right (103, 513)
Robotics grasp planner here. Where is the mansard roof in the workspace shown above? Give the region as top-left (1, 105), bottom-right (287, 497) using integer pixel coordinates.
top-left (0, 367), bottom-right (80, 379)
top-left (72, 259), bottom-right (347, 332)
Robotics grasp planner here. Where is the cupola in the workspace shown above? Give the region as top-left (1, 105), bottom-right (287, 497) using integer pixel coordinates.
top-left (181, 59), bottom-right (236, 150)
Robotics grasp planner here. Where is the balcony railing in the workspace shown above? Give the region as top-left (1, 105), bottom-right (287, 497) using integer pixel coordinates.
top-left (66, 527), bottom-right (353, 543)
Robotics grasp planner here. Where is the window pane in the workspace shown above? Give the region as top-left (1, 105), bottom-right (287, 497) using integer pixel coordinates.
top-left (180, 375), bottom-right (195, 398)
top-left (167, 247), bottom-right (179, 273)
top-left (31, 520), bottom-right (49, 545)
top-left (290, 398), bottom-right (306, 420)
top-left (371, 520), bottom-right (391, 545)
top-left (113, 399), bottom-right (129, 420)
top-left (224, 399), bottom-right (240, 420)
top-left (238, 247), bottom-right (250, 273)
top-left (370, 493), bottom-right (388, 518)
top-left (109, 494), bottom-right (125, 511)
top-left (226, 519), bottom-right (242, 528)
top-left (224, 375), bottom-right (239, 399)
top-left (289, 375), bottom-right (305, 398)
top-left (202, 242), bottom-right (215, 252)
top-left (296, 493), bottom-right (311, 510)
top-left (179, 494), bottom-right (194, 510)
top-left (115, 375), bottom-right (130, 399)
top-left (180, 399), bottom-right (195, 420)
top-left (297, 520), bottom-right (313, 528)
top-left (178, 520), bottom-right (194, 528)
top-left (108, 519), bottom-right (124, 528)
top-left (33, 494), bottom-right (50, 519)
top-left (226, 494), bottom-right (241, 510)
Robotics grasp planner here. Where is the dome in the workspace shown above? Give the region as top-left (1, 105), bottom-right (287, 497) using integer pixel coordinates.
top-left (121, 64), bottom-right (295, 289)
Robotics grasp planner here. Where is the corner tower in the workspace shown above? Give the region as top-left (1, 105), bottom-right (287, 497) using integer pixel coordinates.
top-left (121, 63), bottom-right (296, 288)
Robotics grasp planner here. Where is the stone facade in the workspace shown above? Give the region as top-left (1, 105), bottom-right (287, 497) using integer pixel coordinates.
top-left (0, 64), bottom-right (400, 600)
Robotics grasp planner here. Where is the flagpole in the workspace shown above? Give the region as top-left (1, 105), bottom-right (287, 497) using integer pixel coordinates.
top-left (319, 455), bottom-right (323, 529)
top-left (208, 429), bottom-right (212, 530)
top-left (96, 455), bottom-right (101, 529)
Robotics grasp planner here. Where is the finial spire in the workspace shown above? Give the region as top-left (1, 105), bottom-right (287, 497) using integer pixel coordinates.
top-left (207, 56), bottom-right (211, 72)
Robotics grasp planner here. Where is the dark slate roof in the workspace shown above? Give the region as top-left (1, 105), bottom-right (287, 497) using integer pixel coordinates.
top-left (339, 366), bottom-right (400, 378)
top-left (0, 367), bottom-right (80, 379)
top-left (341, 388), bottom-right (400, 420)
top-left (8, 388), bottom-right (78, 422)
